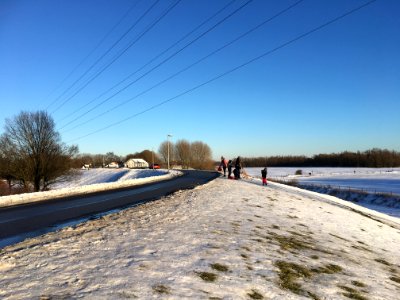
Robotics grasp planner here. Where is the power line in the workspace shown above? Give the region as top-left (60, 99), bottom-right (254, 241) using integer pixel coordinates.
top-left (58, 0), bottom-right (253, 130)
top-left (61, 0), bottom-right (305, 133)
top-left (45, 0), bottom-right (142, 110)
top-left (51, 0), bottom-right (163, 114)
top-left (57, 0), bottom-right (237, 126)
top-left (66, 0), bottom-right (377, 143)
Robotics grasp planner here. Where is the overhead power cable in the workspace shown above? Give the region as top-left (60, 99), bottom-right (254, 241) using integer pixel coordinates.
top-left (66, 0), bottom-right (377, 143)
top-left (51, 0), bottom-right (163, 114)
top-left (45, 0), bottom-right (142, 110)
top-left (61, 0), bottom-right (305, 133)
top-left (58, 0), bottom-right (237, 125)
top-left (58, 0), bottom-right (253, 130)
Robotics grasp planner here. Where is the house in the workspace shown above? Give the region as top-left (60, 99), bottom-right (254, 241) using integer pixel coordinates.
top-left (106, 161), bottom-right (123, 168)
top-left (81, 164), bottom-right (91, 170)
top-left (125, 158), bottom-right (149, 169)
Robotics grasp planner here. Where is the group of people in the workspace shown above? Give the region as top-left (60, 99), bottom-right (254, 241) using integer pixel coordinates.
top-left (219, 156), bottom-right (268, 185)
top-left (219, 156), bottom-right (242, 179)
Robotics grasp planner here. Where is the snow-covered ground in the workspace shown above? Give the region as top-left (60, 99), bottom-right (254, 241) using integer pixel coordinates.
top-left (245, 167), bottom-right (400, 179)
top-left (246, 167), bottom-right (400, 195)
top-left (0, 168), bottom-right (181, 208)
top-left (245, 167), bottom-right (400, 218)
top-left (1, 177), bottom-right (399, 299)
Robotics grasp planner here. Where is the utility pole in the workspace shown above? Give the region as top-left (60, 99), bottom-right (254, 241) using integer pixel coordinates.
top-left (167, 134), bottom-right (172, 171)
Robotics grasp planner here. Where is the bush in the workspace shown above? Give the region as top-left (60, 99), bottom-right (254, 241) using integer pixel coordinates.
top-left (295, 169), bottom-right (303, 175)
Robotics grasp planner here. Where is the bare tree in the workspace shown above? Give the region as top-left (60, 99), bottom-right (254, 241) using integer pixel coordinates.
top-left (0, 111), bottom-right (78, 192)
top-left (158, 140), bottom-right (174, 166)
top-left (190, 141), bottom-right (213, 170)
top-left (175, 139), bottom-right (191, 169)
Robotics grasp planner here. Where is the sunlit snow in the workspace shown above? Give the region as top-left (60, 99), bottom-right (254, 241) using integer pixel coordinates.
top-left (0, 176), bottom-right (399, 299)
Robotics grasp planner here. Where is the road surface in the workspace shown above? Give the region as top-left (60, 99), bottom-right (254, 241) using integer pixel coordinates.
top-left (0, 170), bottom-right (218, 240)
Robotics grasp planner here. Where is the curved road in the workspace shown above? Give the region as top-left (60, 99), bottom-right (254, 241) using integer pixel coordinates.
top-left (0, 170), bottom-right (219, 240)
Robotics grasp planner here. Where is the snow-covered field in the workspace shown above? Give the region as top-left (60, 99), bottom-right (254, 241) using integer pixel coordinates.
top-left (245, 167), bottom-right (400, 195)
top-left (1, 178), bottom-right (399, 299)
top-left (0, 168), bottom-right (181, 208)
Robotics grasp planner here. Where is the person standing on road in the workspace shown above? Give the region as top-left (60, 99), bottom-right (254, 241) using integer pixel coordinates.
top-left (234, 156), bottom-right (242, 179)
top-left (219, 156), bottom-right (228, 177)
top-left (261, 167), bottom-right (267, 186)
top-left (227, 160), bottom-right (233, 178)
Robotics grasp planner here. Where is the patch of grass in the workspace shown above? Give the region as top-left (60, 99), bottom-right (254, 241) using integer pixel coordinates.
top-left (352, 281), bottom-right (367, 288)
top-left (338, 285), bottom-right (368, 300)
top-left (196, 271), bottom-right (218, 282)
top-left (253, 238), bottom-right (264, 243)
top-left (269, 232), bottom-right (314, 252)
top-left (275, 260), bottom-right (312, 296)
top-left (242, 246), bottom-right (251, 252)
top-left (210, 263), bottom-right (229, 272)
top-left (329, 233), bottom-right (350, 242)
top-left (118, 291), bottom-right (138, 298)
top-left (288, 230), bottom-right (307, 237)
top-left (297, 223), bottom-right (309, 228)
top-left (389, 276), bottom-right (400, 284)
top-left (152, 284), bottom-right (170, 294)
top-left (375, 258), bottom-right (391, 266)
top-left (287, 215), bottom-right (299, 219)
top-left (247, 289), bottom-right (263, 299)
top-left (352, 245), bottom-right (372, 253)
top-left (312, 264), bottom-right (343, 274)
top-left (307, 291), bottom-right (321, 300)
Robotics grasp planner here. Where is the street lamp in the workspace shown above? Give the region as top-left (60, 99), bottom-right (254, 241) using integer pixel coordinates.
top-left (167, 134), bottom-right (172, 171)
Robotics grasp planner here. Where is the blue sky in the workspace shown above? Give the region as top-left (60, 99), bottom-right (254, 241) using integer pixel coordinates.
top-left (1, 0), bottom-right (399, 160)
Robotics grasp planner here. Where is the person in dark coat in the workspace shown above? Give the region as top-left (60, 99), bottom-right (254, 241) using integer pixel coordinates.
top-left (227, 160), bottom-right (233, 178)
top-left (261, 167), bottom-right (267, 186)
top-left (234, 156), bottom-right (242, 179)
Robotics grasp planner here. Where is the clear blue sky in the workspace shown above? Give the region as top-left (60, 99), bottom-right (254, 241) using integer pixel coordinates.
top-left (1, 0), bottom-right (399, 160)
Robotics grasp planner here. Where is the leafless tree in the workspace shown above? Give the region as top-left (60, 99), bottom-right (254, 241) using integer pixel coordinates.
top-left (190, 141), bottom-right (213, 170)
top-left (0, 111), bottom-right (78, 192)
top-left (158, 140), bottom-right (175, 166)
top-left (175, 139), bottom-right (191, 169)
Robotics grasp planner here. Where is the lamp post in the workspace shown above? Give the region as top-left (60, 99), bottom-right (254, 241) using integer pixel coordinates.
top-left (151, 148), bottom-right (154, 169)
top-left (167, 134), bottom-right (172, 171)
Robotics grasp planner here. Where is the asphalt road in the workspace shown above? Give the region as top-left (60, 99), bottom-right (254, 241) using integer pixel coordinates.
top-left (0, 170), bottom-right (219, 240)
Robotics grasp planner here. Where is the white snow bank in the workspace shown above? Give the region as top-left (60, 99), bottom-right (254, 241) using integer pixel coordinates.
top-left (0, 169), bottom-right (182, 208)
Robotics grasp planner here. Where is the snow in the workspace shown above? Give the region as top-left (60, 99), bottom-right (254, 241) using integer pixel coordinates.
top-left (245, 167), bottom-right (400, 218)
top-left (245, 167), bottom-right (400, 194)
top-left (1, 177), bottom-right (400, 299)
top-left (0, 168), bottom-right (182, 208)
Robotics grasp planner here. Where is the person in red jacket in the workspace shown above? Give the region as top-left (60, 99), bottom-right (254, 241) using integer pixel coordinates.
top-left (219, 156), bottom-right (228, 177)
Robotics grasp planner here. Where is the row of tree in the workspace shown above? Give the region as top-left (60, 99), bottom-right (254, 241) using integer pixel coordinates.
top-left (242, 149), bottom-right (400, 168)
top-left (71, 150), bottom-right (162, 169)
top-left (72, 140), bottom-right (214, 171)
top-left (0, 111), bottom-right (214, 193)
top-left (158, 139), bottom-right (213, 170)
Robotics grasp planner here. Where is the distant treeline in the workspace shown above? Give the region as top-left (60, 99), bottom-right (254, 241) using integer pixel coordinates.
top-left (242, 149), bottom-right (400, 168)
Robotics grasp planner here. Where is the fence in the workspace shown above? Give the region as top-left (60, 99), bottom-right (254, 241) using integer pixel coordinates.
top-left (269, 177), bottom-right (400, 197)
